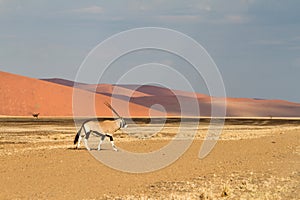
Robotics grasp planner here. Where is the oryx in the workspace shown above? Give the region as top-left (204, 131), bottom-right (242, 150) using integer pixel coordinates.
top-left (73, 102), bottom-right (127, 151)
top-left (32, 113), bottom-right (39, 119)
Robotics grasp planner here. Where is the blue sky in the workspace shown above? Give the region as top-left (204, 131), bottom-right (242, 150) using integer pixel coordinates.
top-left (0, 0), bottom-right (299, 102)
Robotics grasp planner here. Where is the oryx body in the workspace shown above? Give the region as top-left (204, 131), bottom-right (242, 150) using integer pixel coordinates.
top-left (73, 102), bottom-right (127, 151)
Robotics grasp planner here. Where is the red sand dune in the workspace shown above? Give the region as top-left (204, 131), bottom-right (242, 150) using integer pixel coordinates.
top-left (1, 71), bottom-right (300, 117)
top-left (0, 72), bottom-right (162, 117)
top-left (44, 78), bottom-right (300, 118)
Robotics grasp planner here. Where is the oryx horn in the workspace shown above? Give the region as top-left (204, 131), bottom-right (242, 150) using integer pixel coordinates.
top-left (104, 101), bottom-right (121, 118)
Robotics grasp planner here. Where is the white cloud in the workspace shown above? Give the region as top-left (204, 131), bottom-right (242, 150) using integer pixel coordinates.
top-left (252, 38), bottom-right (300, 52)
top-left (156, 14), bottom-right (201, 23)
top-left (254, 40), bottom-right (285, 45)
top-left (192, 2), bottom-right (212, 12)
top-left (160, 59), bottom-right (174, 66)
top-left (70, 6), bottom-right (104, 14)
top-left (225, 15), bottom-right (250, 24)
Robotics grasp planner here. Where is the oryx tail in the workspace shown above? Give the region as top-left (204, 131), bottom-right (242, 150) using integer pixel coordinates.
top-left (74, 126), bottom-right (82, 145)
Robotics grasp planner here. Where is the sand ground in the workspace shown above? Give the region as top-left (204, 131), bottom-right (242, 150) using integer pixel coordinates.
top-left (0, 118), bottom-right (299, 199)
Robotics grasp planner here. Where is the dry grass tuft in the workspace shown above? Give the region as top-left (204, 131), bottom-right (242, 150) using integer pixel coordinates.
top-left (221, 184), bottom-right (230, 197)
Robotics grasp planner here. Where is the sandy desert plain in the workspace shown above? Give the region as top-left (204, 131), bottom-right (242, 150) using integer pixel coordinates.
top-left (0, 117), bottom-right (299, 200)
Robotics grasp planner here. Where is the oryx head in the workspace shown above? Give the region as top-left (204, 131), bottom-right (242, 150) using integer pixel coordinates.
top-left (104, 102), bottom-right (128, 129)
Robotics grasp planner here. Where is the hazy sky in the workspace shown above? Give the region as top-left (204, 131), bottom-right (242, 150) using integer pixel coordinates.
top-left (0, 0), bottom-right (299, 102)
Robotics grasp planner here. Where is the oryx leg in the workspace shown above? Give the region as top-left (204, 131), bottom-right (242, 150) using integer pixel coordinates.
top-left (84, 131), bottom-right (91, 151)
top-left (97, 135), bottom-right (106, 151)
top-left (106, 133), bottom-right (118, 151)
top-left (77, 135), bottom-right (83, 148)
